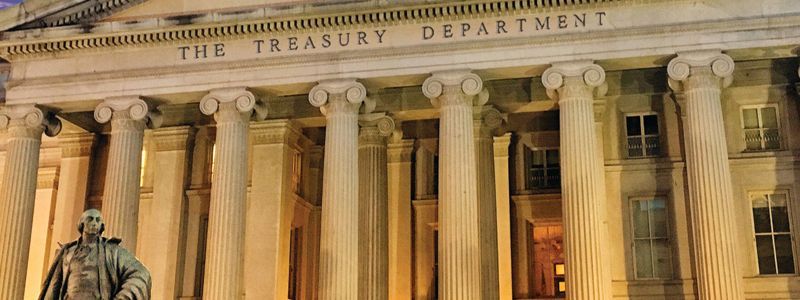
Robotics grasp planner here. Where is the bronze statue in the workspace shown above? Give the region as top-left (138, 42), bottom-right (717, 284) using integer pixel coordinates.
top-left (39, 209), bottom-right (151, 300)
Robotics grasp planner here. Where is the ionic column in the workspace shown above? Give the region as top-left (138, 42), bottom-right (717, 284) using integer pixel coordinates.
top-left (0, 104), bottom-right (60, 300)
top-left (667, 50), bottom-right (744, 300)
top-left (94, 97), bottom-right (161, 252)
top-left (422, 70), bottom-right (484, 299)
top-left (358, 114), bottom-right (394, 300)
top-left (474, 105), bottom-right (503, 300)
top-left (542, 61), bottom-right (610, 299)
top-left (387, 136), bottom-right (414, 300)
top-left (309, 79), bottom-right (368, 299)
top-left (199, 87), bottom-right (267, 300)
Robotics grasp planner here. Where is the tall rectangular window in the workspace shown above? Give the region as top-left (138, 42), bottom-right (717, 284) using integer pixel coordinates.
top-left (625, 114), bottom-right (660, 158)
top-left (631, 197), bottom-right (672, 279)
top-left (742, 105), bottom-right (780, 151)
top-left (751, 192), bottom-right (795, 275)
top-left (524, 147), bottom-right (560, 190)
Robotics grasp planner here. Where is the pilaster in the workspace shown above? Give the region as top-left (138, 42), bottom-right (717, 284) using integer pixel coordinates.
top-left (49, 133), bottom-right (95, 256)
top-left (94, 96), bottom-right (161, 253)
top-left (200, 87), bottom-right (266, 300)
top-left (422, 69), bottom-right (484, 300)
top-left (387, 135), bottom-right (414, 300)
top-left (245, 119), bottom-right (302, 300)
top-left (310, 79), bottom-right (367, 300)
top-left (492, 133), bottom-right (513, 300)
top-left (542, 60), bottom-right (610, 300)
top-left (0, 104), bottom-right (60, 300)
top-left (667, 50), bottom-right (744, 300)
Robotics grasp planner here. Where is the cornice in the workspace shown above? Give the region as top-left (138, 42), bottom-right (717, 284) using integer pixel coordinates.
top-left (0, 0), bottom-right (629, 58)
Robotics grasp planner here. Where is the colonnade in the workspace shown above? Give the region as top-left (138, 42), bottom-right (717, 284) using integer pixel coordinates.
top-left (0, 50), bottom-right (762, 299)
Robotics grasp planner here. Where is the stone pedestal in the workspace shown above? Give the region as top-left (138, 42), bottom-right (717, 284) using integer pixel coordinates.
top-left (199, 87), bottom-right (266, 300)
top-left (422, 70), bottom-right (484, 299)
top-left (474, 106), bottom-right (503, 300)
top-left (94, 96), bottom-right (161, 252)
top-left (0, 104), bottom-right (60, 300)
top-left (358, 115), bottom-right (394, 300)
top-left (542, 61), bottom-right (610, 300)
top-left (309, 79), bottom-right (367, 300)
top-left (387, 137), bottom-right (414, 300)
top-left (245, 120), bottom-right (302, 300)
top-left (668, 50), bottom-right (744, 300)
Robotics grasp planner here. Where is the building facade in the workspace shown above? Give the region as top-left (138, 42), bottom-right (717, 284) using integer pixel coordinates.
top-left (0, 0), bottom-right (799, 299)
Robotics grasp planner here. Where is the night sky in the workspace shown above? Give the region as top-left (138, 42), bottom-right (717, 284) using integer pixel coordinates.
top-left (0, 0), bottom-right (22, 9)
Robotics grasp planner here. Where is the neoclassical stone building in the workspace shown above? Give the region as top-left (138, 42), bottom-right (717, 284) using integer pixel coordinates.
top-left (0, 0), bottom-right (799, 299)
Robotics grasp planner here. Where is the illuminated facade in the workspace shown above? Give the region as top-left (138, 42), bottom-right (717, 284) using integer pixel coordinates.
top-left (0, 0), bottom-right (799, 299)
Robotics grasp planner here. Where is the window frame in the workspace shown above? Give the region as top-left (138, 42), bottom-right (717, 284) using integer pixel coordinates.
top-left (748, 190), bottom-right (797, 276)
top-left (739, 104), bottom-right (781, 152)
top-left (624, 112), bottom-right (661, 159)
top-left (523, 146), bottom-right (561, 191)
top-left (628, 195), bottom-right (674, 280)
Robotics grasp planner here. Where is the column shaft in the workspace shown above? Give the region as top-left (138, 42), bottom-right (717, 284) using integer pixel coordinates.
top-left (668, 51), bottom-right (744, 300)
top-left (310, 79), bottom-right (366, 300)
top-left (475, 108), bottom-right (501, 300)
top-left (423, 71), bottom-right (484, 300)
top-left (358, 119), bottom-right (393, 300)
top-left (543, 62), bottom-right (610, 299)
top-left (199, 87), bottom-right (264, 300)
top-left (0, 105), bottom-right (58, 300)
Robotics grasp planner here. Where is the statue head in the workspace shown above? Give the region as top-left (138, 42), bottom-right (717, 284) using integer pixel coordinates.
top-left (77, 209), bottom-right (105, 236)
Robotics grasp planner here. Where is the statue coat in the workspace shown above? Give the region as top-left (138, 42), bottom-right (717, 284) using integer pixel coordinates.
top-left (39, 237), bottom-right (151, 300)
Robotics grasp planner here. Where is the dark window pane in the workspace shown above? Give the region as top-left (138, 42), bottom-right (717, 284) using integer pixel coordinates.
top-left (649, 199), bottom-right (668, 238)
top-left (632, 200), bottom-right (650, 238)
top-left (756, 235), bottom-right (777, 274)
top-left (764, 128), bottom-right (780, 150)
top-left (529, 169), bottom-right (545, 189)
top-left (761, 107), bottom-right (778, 129)
top-left (628, 137), bottom-right (643, 157)
top-left (774, 234), bottom-right (795, 274)
top-left (549, 168), bottom-right (561, 188)
top-left (635, 240), bottom-right (653, 278)
top-left (626, 116), bottom-right (641, 136)
top-left (643, 115), bottom-right (659, 135)
top-left (644, 136), bottom-right (660, 157)
top-left (771, 194), bottom-right (790, 232)
top-left (752, 196), bottom-right (772, 233)
top-left (742, 109), bottom-right (759, 129)
top-left (546, 150), bottom-right (560, 167)
top-left (652, 238), bottom-right (672, 278)
top-left (744, 130), bottom-right (763, 151)
top-left (531, 150), bottom-right (545, 168)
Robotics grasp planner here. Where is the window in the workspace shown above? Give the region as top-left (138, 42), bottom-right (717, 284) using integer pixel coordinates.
top-left (288, 227), bottom-right (302, 299)
top-left (630, 197), bottom-right (672, 279)
top-left (524, 148), bottom-right (560, 190)
top-left (751, 192), bottom-right (795, 275)
top-left (742, 105), bottom-right (780, 151)
top-left (625, 114), bottom-right (660, 158)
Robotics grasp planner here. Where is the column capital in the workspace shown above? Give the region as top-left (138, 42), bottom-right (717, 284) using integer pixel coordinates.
top-left (200, 87), bottom-right (268, 122)
top-left (0, 104), bottom-right (62, 138)
top-left (422, 70), bottom-right (485, 107)
top-left (249, 119), bottom-right (302, 146)
top-left (95, 96), bottom-right (163, 129)
top-left (152, 126), bottom-right (196, 151)
top-left (542, 60), bottom-right (607, 101)
top-left (309, 79), bottom-right (371, 115)
top-left (667, 50), bottom-right (734, 91)
top-left (474, 106), bottom-right (505, 138)
top-left (58, 133), bottom-right (95, 158)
